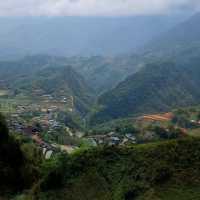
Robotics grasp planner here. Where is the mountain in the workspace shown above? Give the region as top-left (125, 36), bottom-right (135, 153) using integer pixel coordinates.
top-left (0, 56), bottom-right (93, 114)
top-left (88, 12), bottom-right (200, 124)
top-left (72, 13), bottom-right (200, 94)
top-left (142, 12), bottom-right (200, 59)
top-left (90, 61), bottom-right (200, 124)
top-left (0, 15), bottom-right (187, 59)
top-left (0, 54), bottom-right (141, 96)
top-left (16, 65), bottom-right (93, 114)
top-left (70, 55), bottom-right (143, 94)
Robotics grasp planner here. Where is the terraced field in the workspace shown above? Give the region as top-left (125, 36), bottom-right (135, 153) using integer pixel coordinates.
top-left (140, 112), bottom-right (174, 122)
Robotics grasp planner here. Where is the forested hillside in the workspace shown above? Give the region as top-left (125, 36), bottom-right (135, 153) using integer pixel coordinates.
top-left (0, 56), bottom-right (93, 114)
top-left (88, 12), bottom-right (200, 124)
top-left (0, 54), bottom-right (144, 95)
top-left (23, 137), bottom-right (200, 200)
top-left (0, 114), bottom-right (41, 197)
top-left (2, 112), bottom-right (200, 200)
top-left (70, 55), bottom-right (142, 93)
top-left (91, 61), bottom-right (200, 124)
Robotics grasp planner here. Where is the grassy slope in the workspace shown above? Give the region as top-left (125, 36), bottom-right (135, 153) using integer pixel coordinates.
top-left (31, 137), bottom-right (200, 200)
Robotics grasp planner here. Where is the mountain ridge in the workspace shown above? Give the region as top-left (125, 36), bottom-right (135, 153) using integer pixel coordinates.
top-left (90, 61), bottom-right (200, 124)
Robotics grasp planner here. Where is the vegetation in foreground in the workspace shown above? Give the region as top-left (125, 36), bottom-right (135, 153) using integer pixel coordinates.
top-left (27, 137), bottom-right (200, 200)
top-left (0, 114), bottom-right (42, 199)
top-left (1, 112), bottom-right (200, 200)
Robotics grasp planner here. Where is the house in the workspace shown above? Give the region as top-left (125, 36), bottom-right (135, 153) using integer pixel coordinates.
top-left (87, 135), bottom-right (106, 145)
top-left (87, 138), bottom-right (98, 147)
top-left (76, 131), bottom-right (85, 138)
top-left (45, 150), bottom-right (53, 159)
top-left (125, 133), bottom-right (136, 142)
top-left (51, 143), bottom-right (78, 154)
top-left (120, 138), bottom-right (129, 145)
top-left (108, 136), bottom-right (121, 146)
top-left (108, 132), bottom-right (116, 136)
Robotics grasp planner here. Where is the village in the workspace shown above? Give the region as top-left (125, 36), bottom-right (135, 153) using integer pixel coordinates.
top-left (8, 99), bottom-right (200, 160)
top-left (4, 90), bottom-right (200, 160)
top-left (2, 93), bottom-right (138, 159)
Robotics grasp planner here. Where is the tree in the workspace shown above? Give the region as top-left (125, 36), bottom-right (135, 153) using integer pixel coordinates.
top-left (153, 126), bottom-right (169, 139)
top-left (0, 114), bottom-right (9, 142)
top-left (197, 111), bottom-right (200, 121)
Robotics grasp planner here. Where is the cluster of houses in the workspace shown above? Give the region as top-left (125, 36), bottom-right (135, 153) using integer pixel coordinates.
top-left (7, 96), bottom-right (91, 157)
top-left (87, 132), bottom-right (137, 146)
top-left (6, 96), bottom-right (138, 160)
top-left (190, 119), bottom-right (200, 126)
top-left (7, 104), bottom-right (71, 158)
top-left (40, 94), bottom-right (74, 112)
top-left (8, 118), bottom-right (57, 159)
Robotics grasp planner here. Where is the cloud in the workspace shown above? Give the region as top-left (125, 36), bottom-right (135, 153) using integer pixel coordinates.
top-left (0, 0), bottom-right (199, 16)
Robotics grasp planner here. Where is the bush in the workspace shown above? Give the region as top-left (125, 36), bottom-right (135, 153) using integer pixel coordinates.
top-left (0, 114), bottom-right (9, 142)
top-left (40, 153), bottom-right (69, 191)
top-left (0, 114), bottom-right (41, 195)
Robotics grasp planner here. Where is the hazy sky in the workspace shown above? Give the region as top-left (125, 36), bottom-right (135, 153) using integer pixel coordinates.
top-left (0, 0), bottom-right (199, 16)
